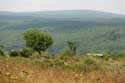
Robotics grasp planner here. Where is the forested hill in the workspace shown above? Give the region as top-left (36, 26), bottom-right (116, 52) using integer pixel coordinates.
top-left (0, 10), bottom-right (125, 53)
top-left (0, 10), bottom-right (124, 18)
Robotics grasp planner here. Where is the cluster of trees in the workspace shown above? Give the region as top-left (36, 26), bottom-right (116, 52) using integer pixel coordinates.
top-left (0, 29), bottom-right (77, 57)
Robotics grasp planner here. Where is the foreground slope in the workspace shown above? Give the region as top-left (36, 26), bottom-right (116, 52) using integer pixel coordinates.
top-left (0, 56), bottom-right (125, 83)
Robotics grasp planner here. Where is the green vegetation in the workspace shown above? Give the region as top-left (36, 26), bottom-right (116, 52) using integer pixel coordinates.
top-left (0, 49), bottom-right (4, 56)
top-left (0, 10), bottom-right (125, 83)
top-left (0, 10), bottom-right (125, 73)
top-left (67, 41), bottom-right (77, 55)
top-left (0, 45), bottom-right (4, 55)
top-left (0, 26), bottom-right (125, 82)
top-left (20, 47), bottom-right (34, 58)
top-left (24, 29), bottom-right (53, 53)
top-left (107, 51), bottom-right (125, 58)
top-left (84, 58), bottom-right (94, 65)
top-left (0, 10), bottom-right (125, 54)
top-left (9, 50), bottom-right (20, 57)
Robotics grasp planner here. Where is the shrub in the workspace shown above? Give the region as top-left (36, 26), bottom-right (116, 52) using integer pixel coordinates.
top-left (52, 59), bottom-right (65, 67)
top-left (59, 49), bottom-right (73, 59)
top-left (24, 29), bottom-right (53, 53)
top-left (84, 58), bottom-right (94, 65)
top-left (67, 41), bottom-right (77, 55)
top-left (102, 54), bottom-right (110, 60)
top-left (30, 52), bottom-right (40, 59)
top-left (79, 58), bottom-right (99, 72)
top-left (60, 49), bottom-right (72, 56)
top-left (0, 48), bottom-right (4, 56)
top-left (9, 50), bottom-right (20, 57)
top-left (0, 45), bottom-right (4, 56)
top-left (31, 51), bottom-right (52, 59)
top-left (40, 51), bottom-right (52, 58)
top-left (20, 48), bottom-right (34, 58)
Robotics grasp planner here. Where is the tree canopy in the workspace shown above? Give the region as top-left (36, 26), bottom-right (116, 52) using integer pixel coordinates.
top-left (24, 29), bottom-right (53, 53)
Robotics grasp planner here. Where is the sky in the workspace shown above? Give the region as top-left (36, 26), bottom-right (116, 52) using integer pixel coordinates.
top-left (0, 0), bottom-right (125, 14)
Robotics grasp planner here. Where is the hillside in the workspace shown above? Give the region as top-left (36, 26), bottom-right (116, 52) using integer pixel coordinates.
top-left (0, 55), bottom-right (125, 83)
top-left (0, 10), bottom-right (125, 53)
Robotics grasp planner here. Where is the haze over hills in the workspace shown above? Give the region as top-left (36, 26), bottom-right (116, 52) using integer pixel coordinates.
top-left (0, 10), bottom-right (125, 20)
top-left (0, 10), bottom-right (125, 53)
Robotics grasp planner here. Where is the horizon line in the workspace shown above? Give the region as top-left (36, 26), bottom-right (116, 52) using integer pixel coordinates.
top-left (0, 9), bottom-right (125, 15)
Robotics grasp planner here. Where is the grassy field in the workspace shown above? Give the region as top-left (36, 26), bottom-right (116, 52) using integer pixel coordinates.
top-left (0, 55), bottom-right (125, 83)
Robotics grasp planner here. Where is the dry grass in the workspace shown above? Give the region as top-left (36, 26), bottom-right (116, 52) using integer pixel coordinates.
top-left (0, 56), bottom-right (125, 83)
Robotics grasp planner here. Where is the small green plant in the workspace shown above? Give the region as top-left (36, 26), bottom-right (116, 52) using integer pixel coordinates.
top-left (84, 58), bottom-right (94, 65)
top-left (0, 45), bottom-right (4, 56)
top-left (58, 49), bottom-right (74, 60)
top-left (80, 57), bottom-right (99, 72)
top-left (102, 54), bottom-right (110, 60)
top-left (9, 50), bottom-right (20, 57)
top-left (67, 41), bottom-right (77, 55)
top-left (52, 59), bottom-right (65, 67)
top-left (40, 51), bottom-right (52, 58)
top-left (0, 48), bottom-right (4, 56)
top-left (30, 52), bottom-right (40, 59)
top-left (60, 49), bottom-right (72, 56)
top-left (20, 48), bottom-right (34, 58)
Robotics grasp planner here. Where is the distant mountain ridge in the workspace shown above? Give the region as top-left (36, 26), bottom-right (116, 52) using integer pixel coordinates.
top-left (0, 10), bottom-right (124, 18)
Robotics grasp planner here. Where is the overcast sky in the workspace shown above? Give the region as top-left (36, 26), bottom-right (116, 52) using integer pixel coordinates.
top-left (0, 0), bottom-right (125, 14)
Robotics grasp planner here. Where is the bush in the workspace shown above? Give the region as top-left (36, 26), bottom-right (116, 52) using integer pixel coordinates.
top-left (102, 54), bottom-right (110, 60)
top-left (79, 58), bottom-right (99, 72)
top-left (9, 50), bottom-right (20, 57)
top-left (67, 41), bottom-right (77, 55)
top-left (84, 58), bottom-right (94, 65)
top-left (31, 51), bottom-right (52, 59)
top-left (20, 48), bottom-right (34, 58)
top-left (52, 59), bottom-right (65, 67)
top-left (0, 48), bottom-right (4, 56)
top-left (40, 51), bottom-right (52, 58)
top-left (58, 49), bottom-right (73, 60)
top-left (30, 52), bottom-right (40, 59)
top-left (60, 49), bottom-right (72, 56)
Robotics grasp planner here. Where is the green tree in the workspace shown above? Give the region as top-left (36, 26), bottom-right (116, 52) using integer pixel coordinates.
top-left (67, 41), bottom-right (77, 55)
top-left (24, 29), bottom-right (53, 54)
